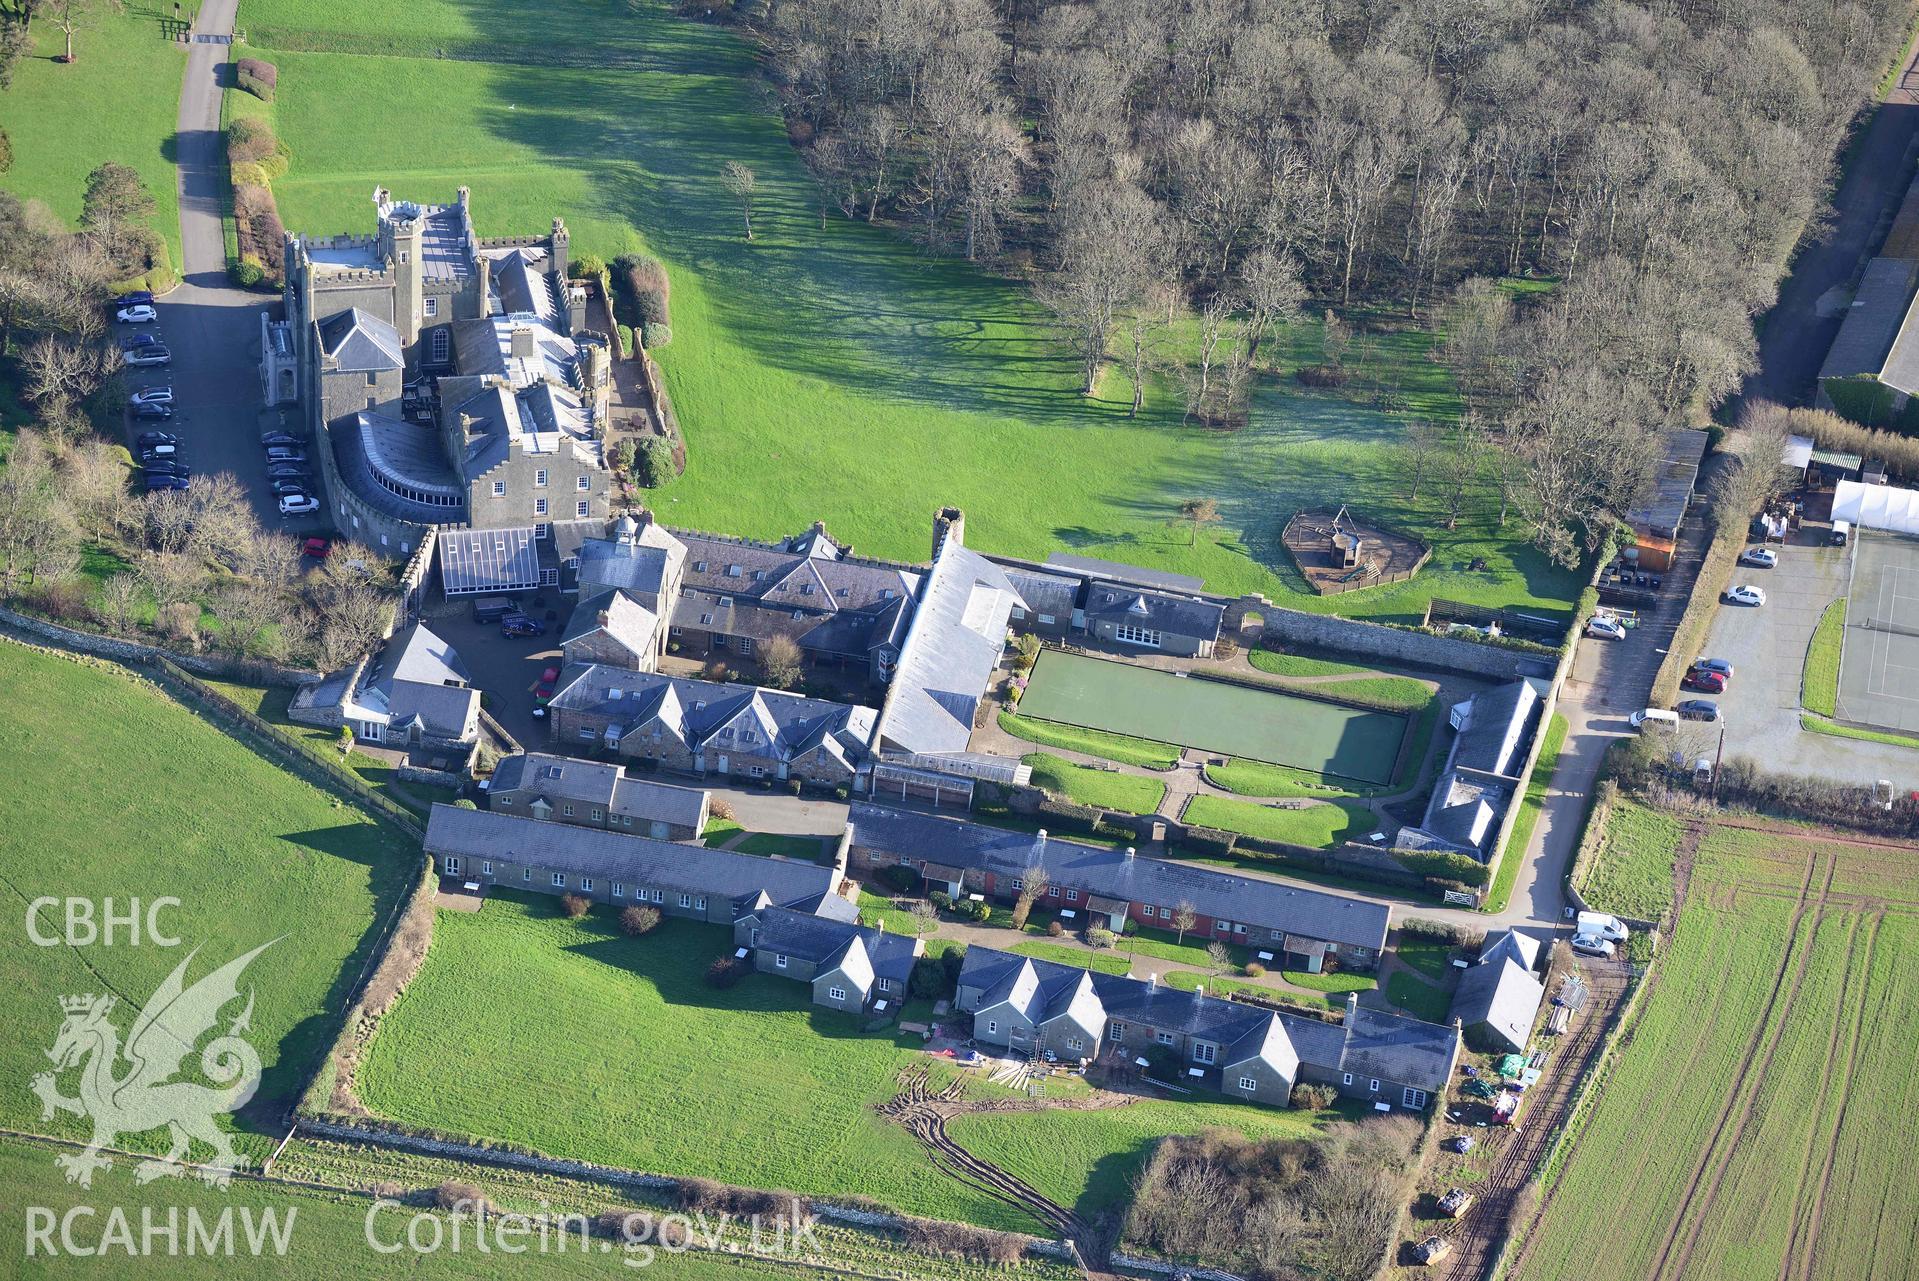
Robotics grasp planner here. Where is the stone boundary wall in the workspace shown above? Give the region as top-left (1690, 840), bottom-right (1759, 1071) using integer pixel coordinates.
top-left (398, 763), bottom-right (467, 791)
top-left (0, 604), bottom-right (317, 685)
top-left (1242, 602), bottom-right (1556, 682)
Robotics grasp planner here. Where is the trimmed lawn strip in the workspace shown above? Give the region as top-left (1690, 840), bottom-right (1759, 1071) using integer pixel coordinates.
top-left (998, 711), bottom-right (1181, 769)
top-left (1157, 968), bottom-right (1339, 1013)
top-left (1384, 972), bottom-right (1452, 1023)
top-left (1023, 752), bottom-right (1167, 815)
top-left (1248, 650), bottom-right (1372, 679)
top-left (1483, 711), bottom-right (1568, 914)
top-left (856, 889), bottom-right (926, 936)
top-left (1578, 802), bottom-right (1684, 924)
top-left (1800, 712), bottom-right (1919, 751)
top-left (732, 831), bottom-right (830, 860)
top-left (1183, 794), bottom-right (1374, 850)
top-left (1801, 598), bottom-right (1844, 717)
top-left (1284, 968), bottom-right (1377, 995)
top-left (700, 817), bottom-right (743, 847)
top-left (0, 645), bottom-right (416, 1153)
top-left (1396, 939), bottom-right (1456, 981)
top-left (1007, 942), bottom-right (1133, 975)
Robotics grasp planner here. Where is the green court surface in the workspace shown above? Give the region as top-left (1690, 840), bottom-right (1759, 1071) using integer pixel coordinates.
top-left (1017, 652), bottom-right (1406, 783)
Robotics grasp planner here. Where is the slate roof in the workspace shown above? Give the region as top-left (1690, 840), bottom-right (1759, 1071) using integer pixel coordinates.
top-left (1081, 582), bottom-right (1225, 642)
top-left (577, 519), bottom-right (687, 604)
top-left (318, 307), bottom-right (404, 372)
top-left (489, 751), bottom-right (710, 832)
top-left (388, 621), bottom-right (471, 687)
top-left (549, 665), bottom-right (876, 768)
top-left (1820, 257), bottom-right (1919, 383)
top-left (357, 622), bottom-right (478, 740)
top-left (1400, 677), bottom-right (1543, 856)
top-left (1002, 567), bottom-right (1080, 621)
top-left (490, 246), bottom-right (556, 322)
top-left (744, 906), bottom-right (920, 990)
top-left (563, 590), bottom-right (660, 657)
top-left (1451, 957), bottom-right (1545, 1053)
top-left (1042, 553), bottom-right (1204, 594)
top-left (1337, 1004), bottom-right (1461, 1092)
top-left (1449, 679), bottom-right (1541, 778)
top-left (848, 803), bottom-right (1391, 951)
top-left (425, 804), bottom-right (841, 905)
top-left (376, 193), bottom-right (478, 282)
top-left (875, 543), bottom-right (1025, 757)
top-left (1479, 928), bottom-right (1543, 972)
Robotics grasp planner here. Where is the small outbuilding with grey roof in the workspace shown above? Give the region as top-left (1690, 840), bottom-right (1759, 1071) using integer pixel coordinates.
top-left (732, 905), bottom-right (922, 1015)
top-left (487, 751), bottom-right (709, 841)
top-left (1080, 581), bottom-right (1224, 656)
top-left (562, 590), bottom-right (664, 671)
top-left (1451, 929), bottom-right (1546, 1054)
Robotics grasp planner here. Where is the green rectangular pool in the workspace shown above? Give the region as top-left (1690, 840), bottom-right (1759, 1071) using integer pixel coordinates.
top-left (1017, 652), bottom-right (1407, 783)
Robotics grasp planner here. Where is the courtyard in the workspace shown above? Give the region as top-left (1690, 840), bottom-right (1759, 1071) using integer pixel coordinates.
top-left (1014, 651), bottom-right (1408, 785)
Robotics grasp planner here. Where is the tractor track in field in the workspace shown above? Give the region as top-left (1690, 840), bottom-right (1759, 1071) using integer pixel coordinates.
top-left (1649, 850), bottom-right (1833, 1281)
top-left (880, 1067), bottom-right (1101, 1267)
top-left (1788, 909), bottom-right (1884, 1281)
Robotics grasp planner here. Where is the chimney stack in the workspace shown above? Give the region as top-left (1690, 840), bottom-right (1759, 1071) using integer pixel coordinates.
top-left (1125, 846), bottom-right (1136, 860)
top-left (1345, 991), bottom-right (1359, 1021)
top-left (510, 326), bottom-right (537, 362)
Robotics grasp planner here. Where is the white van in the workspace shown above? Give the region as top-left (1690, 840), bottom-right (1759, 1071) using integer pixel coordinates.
top-left (1577, 911), bottom-right (1629, 943)
top-left (1832, 519), bottom-right (1851, 547)
top-left (1630, 708), bottom-right (1678, 731)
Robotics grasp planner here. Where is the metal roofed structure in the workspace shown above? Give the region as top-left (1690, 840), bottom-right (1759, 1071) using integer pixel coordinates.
top-left (872, 539), bottom-right (1026, 758)
top-left (1042, 552), bottom-right (1204, 594)
top-left (439, 525), bottom-right (541, 595)
top-left (1818, 256), bottom-right (1919, 383)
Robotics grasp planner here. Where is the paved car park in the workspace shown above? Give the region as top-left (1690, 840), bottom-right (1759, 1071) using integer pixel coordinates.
top-left (1700, 535), bottom-right (1919, 786)
top-left (419, 592), bottom-right (568, 750)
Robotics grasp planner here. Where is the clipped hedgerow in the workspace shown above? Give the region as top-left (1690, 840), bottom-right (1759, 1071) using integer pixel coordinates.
top-left (640, 323), bottom-right (672, 349)
top-left (637, 435), bottom-right (677, 488)
top-left (236, 58), bottom-right (278, 102)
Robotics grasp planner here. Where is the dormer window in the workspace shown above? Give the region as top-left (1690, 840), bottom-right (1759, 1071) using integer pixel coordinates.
top-left (718, 597), bottom-right (732, 608)
top-left (726, 565), bottom-right (742, 577)
top-left (800, 584), bottom-right (813, 595)
top-left (792, 609), bottom-right (805, 620)
top-left (881, 589), bottom-right (894, 599)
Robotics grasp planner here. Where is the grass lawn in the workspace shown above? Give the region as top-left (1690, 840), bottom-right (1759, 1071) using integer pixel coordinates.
top-left (1019, 652), bottom-right (1407, 783)
top-left (1526, 822), bottom-right (1919, 1279)
top-left (0, 643), bottom-right (416, 1157)
top-left (204, 681), bottom-right (458, 817)
top-left (856, 889), bottom-right (927, 937)
top-left (947, 1098), bottom-right (1327, 1222)
top-left (1802, 598), bottom-right (1844, 717)
top-left (1283, 968), bottom-right (1377, 995)
top-left (1395, 938), bottom-right (1457, 981)
top-left (1022, 752), bottom-right (1166, 815)
top-left (1157, 968), bottom-right (1335, 1013)
top-left (1248, 650), bottom-right (1373, 678)
top-left (0, 1137), bottom-right (849, 1281)
top-left (0, 12), bottom-right (186, 267)
top-left (997, 710), bottom-right (1181, 769)
top-left (237, 0), bottom-right (1578, 626)
top-left (1183, 794), bottom-right (1374, 850)
top-left (699, 817), bottom-right (743, 846)
top-left (1800, 712), bottom-right (1919, 751)
top-left (1007, 941), bottom-right (1134, 975)
top-left (1483, 711), bottom-right (1567, 914)
top-left (730, 831), bottom-right (829, 860)
top-left (1384, 972), bottom-right (1452, 1023)
top-left (1577, 802), bottom-right (1684, 924)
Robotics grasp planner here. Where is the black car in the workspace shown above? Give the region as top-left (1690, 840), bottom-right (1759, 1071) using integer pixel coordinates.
top-left (268, 480), bottom-right (311, 498)
top-left (143, 474), bottom-right (189, 492)
top-left (114, 290), bottom-right (155, 308)
top-left (1676, 699), bottom-right (1720, 722)
top-left (260, 432), bottom-right (302, 448)
top-left (122, 332), bottom-right (161, 350)
top-left (131, 403), bottom-right (174, 420)
top-left (142, 460), bottom-right (190, 478)
top-left (136, 431), bottom-right (178, 448)
top-left (500, 613), bottom-right (546, 638)
top-left (265, 463), bottom-right (310, 481)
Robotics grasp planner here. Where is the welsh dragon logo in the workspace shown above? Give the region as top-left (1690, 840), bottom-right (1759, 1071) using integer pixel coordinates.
top-left (31, 940), bottom-right (275, 1189)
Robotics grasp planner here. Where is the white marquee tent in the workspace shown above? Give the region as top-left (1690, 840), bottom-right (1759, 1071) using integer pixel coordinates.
top-left (1831, 480), bottom-right (1919, 536)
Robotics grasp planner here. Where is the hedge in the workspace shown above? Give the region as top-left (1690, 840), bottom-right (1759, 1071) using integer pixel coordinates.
top-left (1390, 847), bottom-right (1492, 887)
top-left (637, 436), bottom-right (677, 488)
top-left (641, 323), bottom-right (672, 349)
top-left (236, 58), bottom-right (277, 102)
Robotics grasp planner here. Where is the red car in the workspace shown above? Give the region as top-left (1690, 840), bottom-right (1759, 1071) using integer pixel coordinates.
top-left (535, 666), bottom-right (560, 702)
top-left (302, 537), bottom-right (331, 559)
top-left (1683, 669), bottom-right (1727, 694)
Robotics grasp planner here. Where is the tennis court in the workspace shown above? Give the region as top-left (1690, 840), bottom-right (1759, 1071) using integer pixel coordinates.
top-left (1837, 529), bottom-right (1919, 734)
top-left (1016, 651), bottom-right (1407, 783)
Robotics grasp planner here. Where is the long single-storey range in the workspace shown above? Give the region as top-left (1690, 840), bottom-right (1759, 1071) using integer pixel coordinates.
top-left (423, 804), bottom-right (851, 924)
top-left (846, 804), bottom-right (1390, 970)
top-left (957, 946), bottom-right (1459, 1111)
top-left (733, 904), bottom-right (922, 1016)
top-left (486, 751), bottom-right (710, 842)
top-left (1450, 928), bottom-right (1546, 1054)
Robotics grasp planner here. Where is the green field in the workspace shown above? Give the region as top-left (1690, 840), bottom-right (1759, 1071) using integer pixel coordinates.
top-left (0, 643), bottom-right (415, 1157)
top-left (0, 12), bottom-right (186, 264)
top-left (0, 1137), bottom-right (845, 1280)
top-left (1022, 752), bottom-right (1167, 815)
top-left (358, 890), bottom-right (1295, 1232)
top-left (1577, 801), bottom-right (1685, 924)
top-left (1521, 822), bottom-right (1919, 1279)
top-left (1183, 794), bottom-right (1374, 849)
top-left (227, 0), bottom-right (1579, 625)
top-left (1019, 652), bottom-right (1406, 783)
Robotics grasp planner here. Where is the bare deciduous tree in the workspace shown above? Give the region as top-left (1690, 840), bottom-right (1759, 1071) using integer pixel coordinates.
top-left (95, 572), bottom-right (144, 635)
top-left (1172, 901), bottom-right (1197, 944)
top-left (758, 632), bottom-right (803, 690)
top-left (722, 161), bottom-right (757, 241)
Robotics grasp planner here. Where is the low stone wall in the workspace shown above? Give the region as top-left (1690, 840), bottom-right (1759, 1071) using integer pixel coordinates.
top-left (0, 604), bottom-right (317, 685)
top-left (1245, 602), bottom-right (1556, 682)
top-left (398, 762), bottom-right (468, 791)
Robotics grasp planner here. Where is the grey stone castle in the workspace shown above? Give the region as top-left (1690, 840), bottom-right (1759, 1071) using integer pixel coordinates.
top-left (265, 186), bottom-right (615, 553)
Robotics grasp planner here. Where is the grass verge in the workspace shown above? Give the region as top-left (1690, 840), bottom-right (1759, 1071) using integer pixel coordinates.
top-left (1801, 598), bottom-right (1844, 717)
top-left (997, 711), bottom-right (1181, 769)
top-left (1799, 712), bottom-right (1919, 751)
top-left (1022, 752), bottom-right (1166, 815)
top-left (1182, 794), bottom-right (1373, 850)
top-left (1483, 711), bottom-right (1568, 914)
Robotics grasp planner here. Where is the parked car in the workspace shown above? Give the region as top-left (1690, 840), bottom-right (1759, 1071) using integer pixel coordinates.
top-left (124, 346), bottom-right (172, 367)
top-left (122, 332), bottom-right (161, 350)
top-left (1693, 657), bottom-right (1735, 680)
top-left (1585, 615), bottom-right (1626, 641)
top-left (1676, 698), bottom-right (1721, 722)
top-left (1724, 584), bottom-right (1767, 606)
top-left (139, 443), bottom-right (178, 460)
top-left (142, 459), bottom-right (190, 477)
top-left (535, 666), bottom-right (560, 701)
top-left (260, 432), bottom-right (302, 448)
top-left (278, 494), bottom-right (320, 516)
top-left (143, 474), bottom-right (189, 492)
top-left (135, 430), bottom-right (178, 448)
top-left (265, 447), bottom-right (307, 463)
top-left (1738, 547), bottom-right (1778, 569)
top-left (115, 304), bottom-right (158, 324)
top-left (129, 386), bottom-right (174, 407)
top-left (268, 480), bottom-right (311, 498)
top-left (1683, 669), bottom-right (1727, 694)
top-left (302, 537), bottom-right (331, 559)
top-left (114, 291), bottom-right (155, 308)
top-left (266, 462), bottom-right (311, 480)
top-left (500, 612), bottom-right (546, 638)
top-left (1569, 935), bottom-right (1615, 958)
top-left (131, 402), bottom-right (174, 420)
